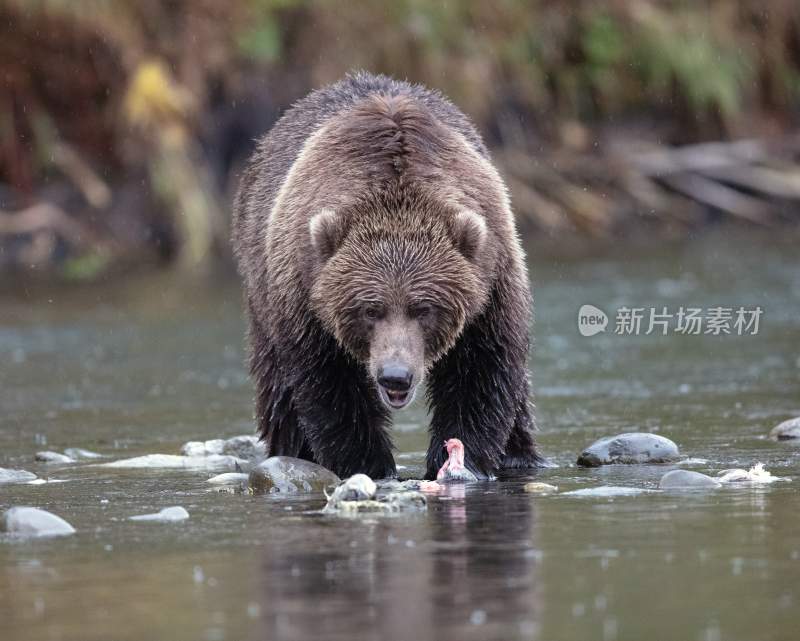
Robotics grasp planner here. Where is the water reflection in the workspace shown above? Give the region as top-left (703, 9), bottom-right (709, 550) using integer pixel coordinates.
top-left (256, 483), bottom-right (540, 641)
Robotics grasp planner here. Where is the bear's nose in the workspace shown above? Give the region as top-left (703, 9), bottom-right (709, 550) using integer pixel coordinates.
top-left (378, 364), bottom-right (413, 391)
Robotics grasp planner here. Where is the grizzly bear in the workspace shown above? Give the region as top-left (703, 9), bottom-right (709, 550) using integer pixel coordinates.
top-left (232, 72), bottom-right (542, 480)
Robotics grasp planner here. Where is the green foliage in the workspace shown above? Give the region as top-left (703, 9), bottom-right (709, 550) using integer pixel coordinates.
top-left (236, 0), bottom-right (301, 62)
top-left (61, 251), bottom-right (111, 281)
top-left (583, 13), bottom-right (626, 71)
top-left (632, 15), bottom-right (752, 117)
top-left (238, 19), bottom-right (282, 62)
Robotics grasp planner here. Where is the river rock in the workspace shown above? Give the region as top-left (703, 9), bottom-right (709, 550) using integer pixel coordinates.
top-left (563, 486), bottom-right (651, 497)
top-left (248, 456), bottom-right (340, 494)
top-left (523, 482), bottom-right (559, 494)
top-left (35, 451), bottom-right (76, 464)
top-left (577, 433), bottom-right (680, 467)
top-left (180, 439), bottom-right (225, 457)
top-left (181, 435), bottom-right (266, 460)
top-left (324, 491), bottom-right (428, 514)
top-left (63, 448), bottom-right (104, 460)
top-left (377, 479), bottom-right (444, 493)
top-left (324, 491), bottom-right (427, 514)
top-left (2, 507), bottom-right (76, 537)
top-left (129, 506), bottom-right (190, 522)
top-left (324, 474), bottom-right (376, 510)
top-left (206, 472), bottom-right (249, 485)
top-left (101, 453), bottom-right (246, 471)
top-left (769, 417), bottom-right (800, 440)
top-left (0, 468), bottom-right (37, 484)
top-left (328, 474), bottom-right (377, 502)
top-left (658, 469), bottom-right (722, 490)
top-left (221, 435), bottom-right (266, 460)
top-left (380, 491), bottom-right (427, 511)
top-left (325, 474), bottom-right (428, 514)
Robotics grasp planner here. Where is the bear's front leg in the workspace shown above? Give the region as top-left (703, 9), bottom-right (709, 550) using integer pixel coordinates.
top-left (290, 335), bottom-right (397, 480)
top-left (425, 280), bottom-right (540, 480)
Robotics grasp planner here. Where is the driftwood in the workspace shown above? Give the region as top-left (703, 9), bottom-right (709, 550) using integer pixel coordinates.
top-left (50, 143), bottom-right (112, 209)
top-left (498, 136), bottom-right (800, 232)
top-left (0, 202), bottom-right (96, 248)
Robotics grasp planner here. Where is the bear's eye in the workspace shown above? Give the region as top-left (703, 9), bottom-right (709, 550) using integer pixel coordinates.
top-left (408, 303), bottom-right (433, 320)
top-left (363, 305), bottom-right (385, 321)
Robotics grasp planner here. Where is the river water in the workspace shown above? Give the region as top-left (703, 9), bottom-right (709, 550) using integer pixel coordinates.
top-left (1, 230), bottom-right (799, 641)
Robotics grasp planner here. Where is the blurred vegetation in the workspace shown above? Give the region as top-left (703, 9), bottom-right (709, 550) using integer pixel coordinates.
top-left (1, 0), bottom-right (799, 278)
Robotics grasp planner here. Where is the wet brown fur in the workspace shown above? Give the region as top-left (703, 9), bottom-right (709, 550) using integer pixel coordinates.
top-left (233, 72), bottom-right (542, 479)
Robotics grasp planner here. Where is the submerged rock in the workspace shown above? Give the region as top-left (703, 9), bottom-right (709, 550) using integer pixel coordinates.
top-left (658, 470), bottom-right (721, 490)
top-left (577, 433), bottom-right (680, 467)
top-left (129, 506), bottom-right (190, 522)
top-left (206, 472), bottom-right (249, 486)
top-left (380, 491), bottom-right (428, 511)
top-left (324, 474), bottom-right (428, 514)
top-left (0, 468), bottom-right (37, 484)
top-left (2, 507), bottom-right (76, 537)
top-left (562, 486), bottom-right (651, 497)
top-left (63, 448), bottom-right (104, 460)
top-left (181, 435), bottom-right (266, 460)
top-left (35, 451), bottom-right (75, 464)
top-left (324, 492), bottom-right (428, 515)
top-left (769, 417), bottom-right (800, 441)
top-left (378, 479), bottom-right (443, 493)
top-left (248, 456), bottom-right (340, 494)
top-left (523, 482), bottom-right (559, 494)
top-left (101, 453), bottom-right (245, 471)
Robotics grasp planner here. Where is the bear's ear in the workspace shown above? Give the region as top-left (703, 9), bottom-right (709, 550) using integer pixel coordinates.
top-left (449, 209), bottom-right (487, 261)
top-left (309, 209), bottom-right (346, 261)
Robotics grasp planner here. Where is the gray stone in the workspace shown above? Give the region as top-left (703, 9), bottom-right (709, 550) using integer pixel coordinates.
top-left (222, 435), bottom-right (266, 460)
top-left (181, 435), bottom-right (266, 460)
top-left (248, 456), bottom-right (340, 494)
top-left (324, 491), bottom-right (427, 515)
top-left (327, 474), bottom-right (377, 504)
top-left (577, 433), bottom-right (680, 467)
top-left (35, 451), bottom-right (75, 464)
top-left (658, 470), bottom-right (722, 490)
top-left (180, 439), bottom-right (225, 457)
top-left (206, 472), bottom-right (249, 485)
top-left (2, 507), bottom-right (76, 537)
top-left (325, 475), bottom-right (428, 514)
top-left (563, 486), bottom-right (652, 497)
top-left (101, 453), bottom-right (245, 471)
top-left (129, 506), bottom-right (190, 522)
top-left (324, 474), bottom-right (377, 511)
top-left (769, 417), bottom-right (800, 440)
top-left (0, 468), bottom-right (37, 484)
top-left (523, 482), bottom-right (559, 494)
top-left (63, 448), bottom-right (104, 460)
top-left (381, 491), bottom-right (427, 511)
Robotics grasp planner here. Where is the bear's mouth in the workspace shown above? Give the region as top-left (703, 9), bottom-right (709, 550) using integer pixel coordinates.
top-left (378, 385), bottom-right (414, 410)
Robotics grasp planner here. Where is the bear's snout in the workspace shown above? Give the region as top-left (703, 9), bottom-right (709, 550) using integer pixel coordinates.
top-left (376, 362), bottom-right (416, 409)
top-left (378, 363), bottom-right (413, 391)
top-left (376, 361), bottom-right (415, 409)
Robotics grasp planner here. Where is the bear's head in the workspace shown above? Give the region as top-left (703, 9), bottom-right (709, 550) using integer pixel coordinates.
top-left (308, 192), bottom-right (492, 410)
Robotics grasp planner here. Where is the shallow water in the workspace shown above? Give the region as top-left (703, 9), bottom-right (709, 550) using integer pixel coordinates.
top-left (1, 230), bottom-right (799, 641)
